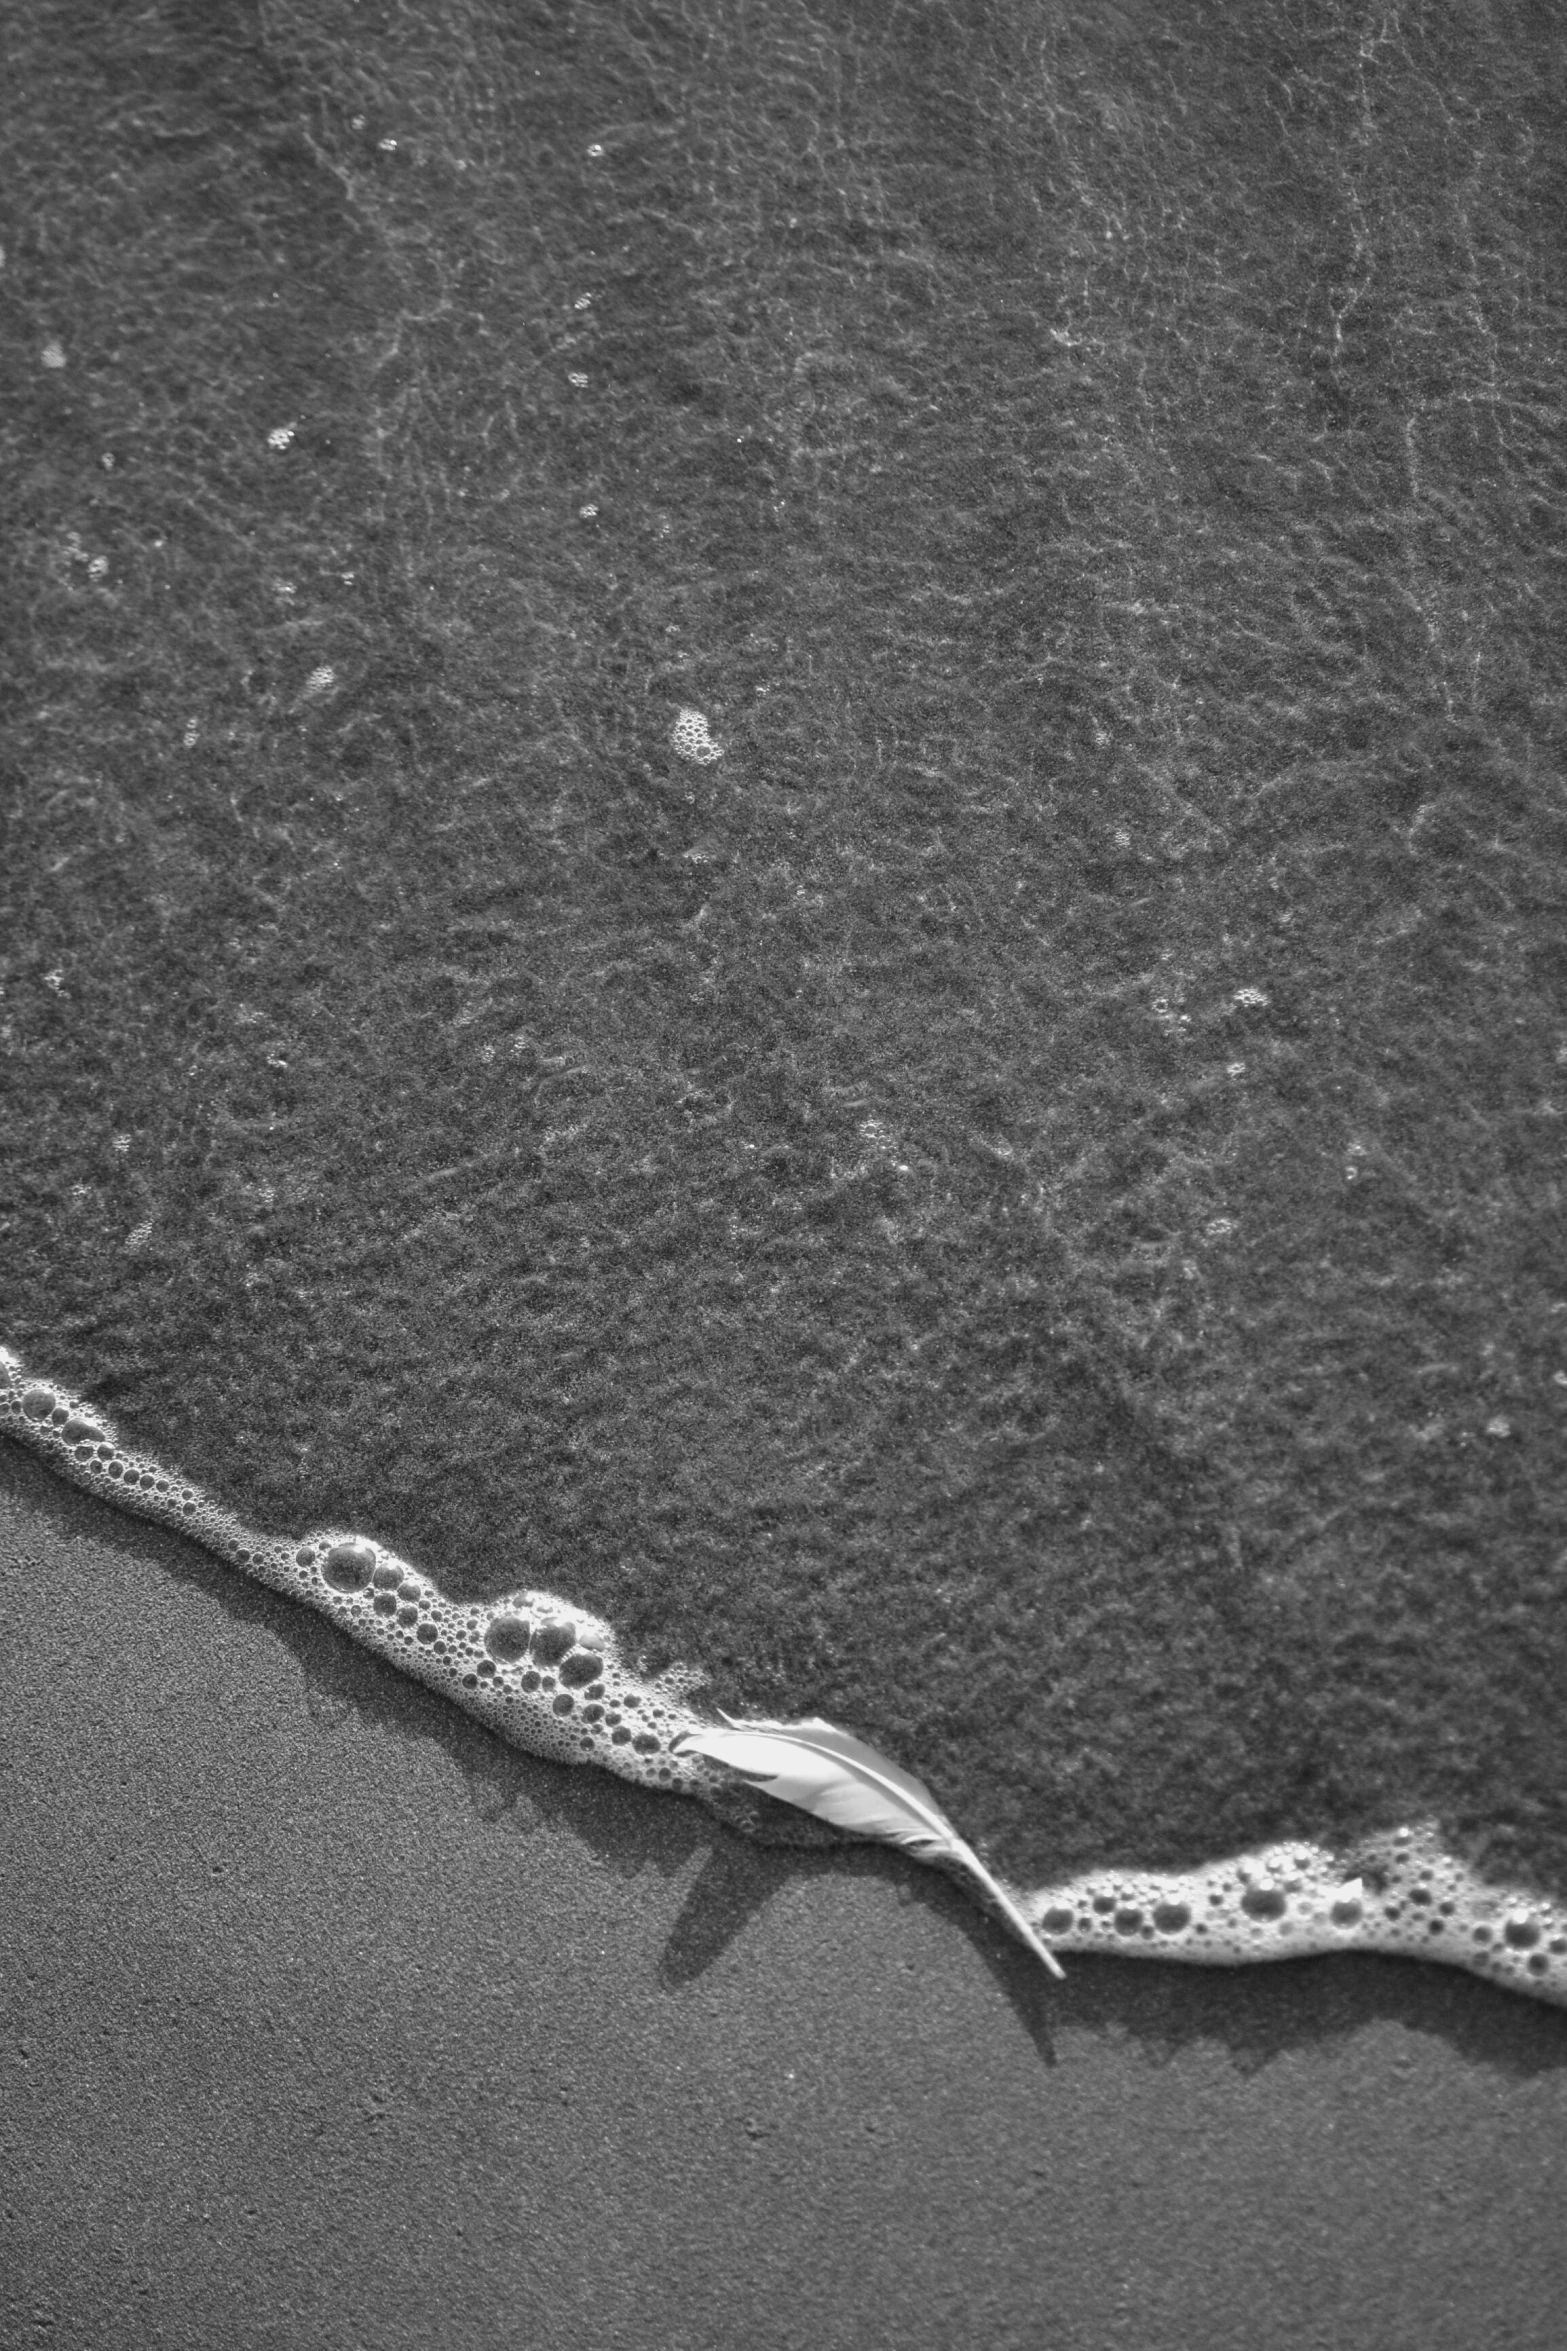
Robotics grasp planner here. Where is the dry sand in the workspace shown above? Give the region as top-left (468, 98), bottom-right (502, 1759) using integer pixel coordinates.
top-left (5, 1434), bottom-right (1566, 2351)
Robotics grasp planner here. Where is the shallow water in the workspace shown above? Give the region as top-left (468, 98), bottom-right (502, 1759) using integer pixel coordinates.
top-left (4, 0), bottom-right (1564, 1897)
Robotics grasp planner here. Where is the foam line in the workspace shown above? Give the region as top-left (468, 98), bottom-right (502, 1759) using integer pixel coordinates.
top-left (1027, 1827), bottom-right (1567, 2006)
top-left (0, 1346), bottom-right (722, 1799)
top-left (5, 1344), bottom-right (1565, 2007)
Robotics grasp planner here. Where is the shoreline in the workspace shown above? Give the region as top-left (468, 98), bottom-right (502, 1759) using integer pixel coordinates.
top-left (5, 1433), bottom-right (1567, 2349)
top-left (7, 1346), bottom-right (1567, 2012)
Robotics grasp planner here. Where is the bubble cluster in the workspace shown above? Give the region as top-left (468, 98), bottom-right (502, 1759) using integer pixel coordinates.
top-left (0, 1348), bottom-right (723, 1798)
top-left (670, 707), bottom-right (722, 764)
top-left (1026, 1824), bottom-right (1567, 2006)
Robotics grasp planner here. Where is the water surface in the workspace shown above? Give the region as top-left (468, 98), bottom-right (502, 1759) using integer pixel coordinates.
top-left (4, 0), bottom-right (1564, 1890)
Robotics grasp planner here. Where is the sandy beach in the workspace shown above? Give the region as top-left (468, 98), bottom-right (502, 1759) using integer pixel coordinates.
top-left (8, 7), bottom-right (1567, 2338)
top-left (6, 1435), bottom-right (1566, 2351)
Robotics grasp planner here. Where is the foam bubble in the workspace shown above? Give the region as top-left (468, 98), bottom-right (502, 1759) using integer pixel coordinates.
top-left (0, 1347), bottom-right (727, 1799)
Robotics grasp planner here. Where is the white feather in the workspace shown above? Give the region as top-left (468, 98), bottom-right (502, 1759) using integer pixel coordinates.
top-left (677, 1712), bottom-right (1065, 1978)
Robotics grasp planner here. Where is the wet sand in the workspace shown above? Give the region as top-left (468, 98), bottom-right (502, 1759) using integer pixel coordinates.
top-left (5, 1436), bottom-right (1566, 2351)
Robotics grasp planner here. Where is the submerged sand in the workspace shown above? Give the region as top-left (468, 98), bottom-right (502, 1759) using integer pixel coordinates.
top-left (5, 1438), bottom-right (1567, 2351)
top-left (7, 0), bottom-right (1566, 1908)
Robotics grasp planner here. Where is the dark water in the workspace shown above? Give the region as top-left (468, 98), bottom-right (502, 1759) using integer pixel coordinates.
top-left (4, 0), bottom-right (1564, 1891)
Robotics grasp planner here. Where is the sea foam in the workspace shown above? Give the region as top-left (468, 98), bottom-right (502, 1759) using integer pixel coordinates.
top-left (0, 1345), bottom-right (720, 1797)
top-left (4, 1343), bottom-right (1564, 2007)
top-left (1027, 1826), bottom-right (1567, 2006)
